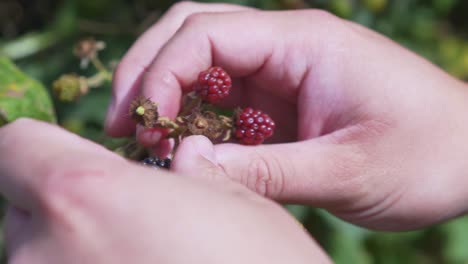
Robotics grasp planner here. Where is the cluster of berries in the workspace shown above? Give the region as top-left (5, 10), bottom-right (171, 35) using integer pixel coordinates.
top-left (194, 67), bottom-right (276, 145)
top-left (133, 66), bottom-right (276, 168)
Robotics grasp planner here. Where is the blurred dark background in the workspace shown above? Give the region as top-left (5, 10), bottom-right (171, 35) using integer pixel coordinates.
top-left (1, 0), bottom-right (468, 263)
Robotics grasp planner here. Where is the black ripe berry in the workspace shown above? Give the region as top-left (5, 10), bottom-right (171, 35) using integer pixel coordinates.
top-left (142, 156), bottom-right (171, 169)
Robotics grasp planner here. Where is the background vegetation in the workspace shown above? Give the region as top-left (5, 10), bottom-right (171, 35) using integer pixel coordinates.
top-left (1, 0), bottom-right (468, 263)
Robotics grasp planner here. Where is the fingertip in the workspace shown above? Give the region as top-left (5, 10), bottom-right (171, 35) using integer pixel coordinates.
top-left (141, 67), bottom-right (184, 119)
top-left (104, 100), bottom-right (136, 137)
top-left (137, 126), bottom-right (167, 147)
top-left (150, 139), bottom-right (173, 158)
top-left (172, 135), bottom-right (218, 176)
top-left (104, 111), bottom-right (136, 138)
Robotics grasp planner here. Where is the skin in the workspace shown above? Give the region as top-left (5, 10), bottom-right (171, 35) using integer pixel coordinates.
top-left (105, 2), bottom-right (468, 230)
top-left (2, 2), bottom-right (468, 262)
top-left (0, 119), bottom-right (330, 263)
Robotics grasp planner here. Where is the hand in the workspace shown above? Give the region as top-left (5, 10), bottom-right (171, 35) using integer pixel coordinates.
top-left (0, 119), bottom-right (330, 264)
top-left (106, 3), bottom-right (468, 231)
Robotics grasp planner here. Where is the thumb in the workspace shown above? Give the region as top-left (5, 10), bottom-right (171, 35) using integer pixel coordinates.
top-left (213, 140), bottom-right (366, 208)
top-left (173, 136), bottom-right (366, 208)
top-left (171, 136), bottom-right (223, 180)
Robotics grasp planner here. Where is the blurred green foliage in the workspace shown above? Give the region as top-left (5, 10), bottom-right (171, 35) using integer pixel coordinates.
top-left (1, 0), bottom-right (468, 263)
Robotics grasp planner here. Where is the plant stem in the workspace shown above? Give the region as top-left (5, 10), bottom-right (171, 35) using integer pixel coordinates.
top-left (91, 57), bottom-right (112, 81)
top-left (86, 72), bottom-right (111, 88)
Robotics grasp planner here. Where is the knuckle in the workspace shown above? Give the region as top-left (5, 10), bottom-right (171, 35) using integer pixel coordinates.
top-left (169, 1), bottom-right (198, 14)
top-left (182, 12), bottom-right (208, 28)
top-left (305, 9), bottom-right (337, 22)
top-left (300, 9), bottom-right (351, 39)
top-left (245, 151), bottom-right (285, 199)
top-left (0, 118), bottom-right (35, 134)
top-left (142, 66), bottom-right (180, 92)
top-left (38, 162), bottom-right (112, 217)
top-left (0, 118), bottom-right (41, 149)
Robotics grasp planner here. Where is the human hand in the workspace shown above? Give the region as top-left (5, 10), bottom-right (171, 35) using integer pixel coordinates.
top-left (106, 3), bottom-right (468, 230)
top-left (0, 119), bottom-right (329, 264)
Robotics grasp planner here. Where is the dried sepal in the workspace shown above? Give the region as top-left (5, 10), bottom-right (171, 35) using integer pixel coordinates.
top-left (184, 110), bottom-right (225, 140)
top-left (156, 116), bottom-right (179, 129)
top-left (221, 129), bottom-right (232, 141)
top-left (219, 115), bottom-right (233, 128)
top-left (129, 96), bottom-right (159, 128)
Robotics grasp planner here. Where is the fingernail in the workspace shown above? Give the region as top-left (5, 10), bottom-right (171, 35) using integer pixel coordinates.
top-left (192, 136), bottom-right (218, 165)
top-left (137, 126), bottom-right (162, 147)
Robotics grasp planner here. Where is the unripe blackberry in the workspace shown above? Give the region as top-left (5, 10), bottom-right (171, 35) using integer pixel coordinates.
top-left (194, 66), bottom-right (232, 103)
top-left (234, 108), bottom-right (275, 145)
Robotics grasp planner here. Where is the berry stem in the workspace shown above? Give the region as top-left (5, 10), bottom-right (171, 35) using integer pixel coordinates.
top-left (157, 116), bottom-right (180, 129)
top-left (91, 57), bottom-right (112, 81)
top-left (86, 71), bottom-right (111, 88)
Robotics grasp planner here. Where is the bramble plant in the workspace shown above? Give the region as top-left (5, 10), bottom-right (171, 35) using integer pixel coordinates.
top-left (128, 66), bottom-right (276, 168)
top-left (52, 38), bottom-right (112, 102)
top-left (2, 1), bottom-right (468, 263)
top-left (50, 38), bottom-right (275, 169)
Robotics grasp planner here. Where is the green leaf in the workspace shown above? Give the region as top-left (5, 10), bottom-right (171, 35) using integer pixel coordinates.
top-left (441, 216), bottom-right (468, 263)
top-left (0, 56), bottom-right (56, 125)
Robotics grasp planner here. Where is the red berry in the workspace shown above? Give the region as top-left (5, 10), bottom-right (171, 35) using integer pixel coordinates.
top-left (194, 66), bottom-right (232, 103)
top-left (234, 108), bottom-right (275, 145)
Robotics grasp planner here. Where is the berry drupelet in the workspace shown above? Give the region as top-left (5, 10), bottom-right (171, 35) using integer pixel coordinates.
top-left (194, 66), bottom-right (232, 104)
top-left (142, 157), bottom-right (171, 169)
top-left (234, 107), bottom-right (275, 145)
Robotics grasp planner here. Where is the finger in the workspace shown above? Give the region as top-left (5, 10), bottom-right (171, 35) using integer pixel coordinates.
top-left (105, 2), bottom-right (252, 137)
top-left (216, 139), bottom-right (370, 209)
top-left (138, 10), bottom-right (333, 145)
top-left (171, 135), bottom-right (220, 178)
top-left (0, 118), bottom-right (123, 211)
top-left (4, 205), bottom-right (32, 257)
top-left (173, 132), bottom-right (367, 209)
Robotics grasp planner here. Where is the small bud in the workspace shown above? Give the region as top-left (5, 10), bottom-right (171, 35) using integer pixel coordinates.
top-left (129, 96), bottom-right (159, 128)
top-left (136, 106), bottom-right (145, 116)
top-left (52, 74), bottom-right (88, 102)
top-left (74, 37), bottom-right (106, 68)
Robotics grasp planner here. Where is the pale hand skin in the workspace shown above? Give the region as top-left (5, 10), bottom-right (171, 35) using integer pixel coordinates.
top-left (0, 119), bottom-right (330, 264)
top-left (106, 2), bottom-right (468, 230)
